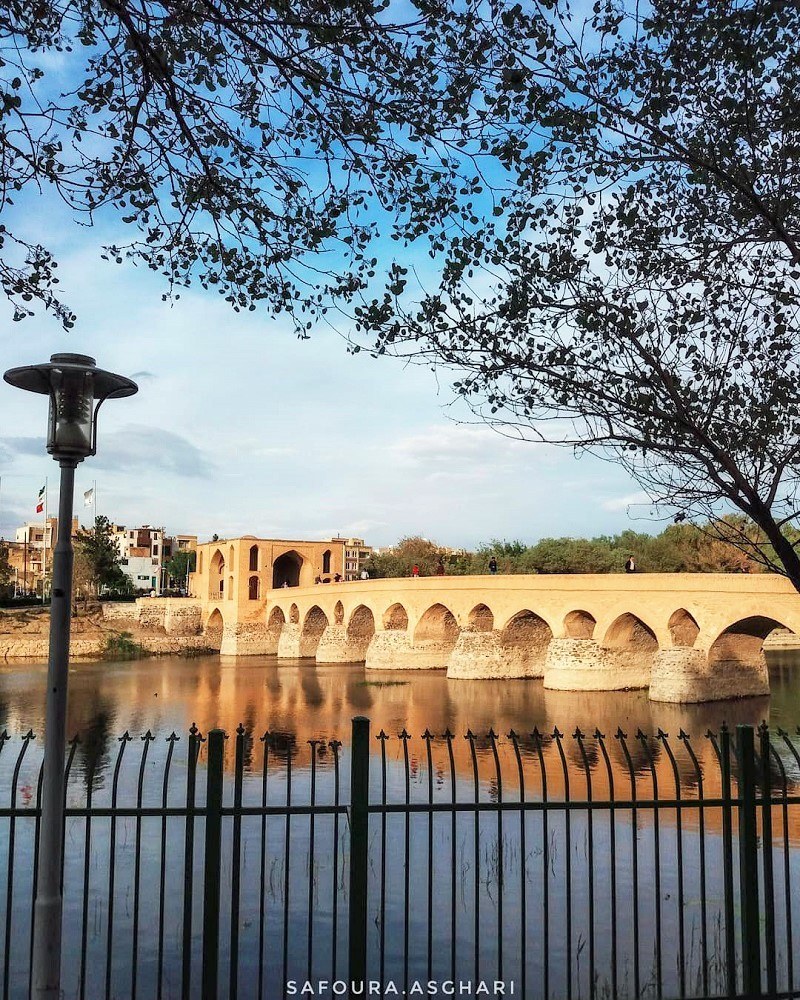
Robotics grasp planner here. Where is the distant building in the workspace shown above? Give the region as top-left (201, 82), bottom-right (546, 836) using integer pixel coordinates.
top-left (336, 537), bottom-right (374, 581)
top-left (8, 517), bottom-right (79, 595)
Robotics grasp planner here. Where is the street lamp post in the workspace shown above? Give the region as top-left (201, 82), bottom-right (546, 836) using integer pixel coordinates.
top-left (3, 354), bottom-right (137, 999)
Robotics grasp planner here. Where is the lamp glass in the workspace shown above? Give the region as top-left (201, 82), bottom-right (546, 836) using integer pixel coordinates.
top-left (47, 366), bottom-right (95, 459)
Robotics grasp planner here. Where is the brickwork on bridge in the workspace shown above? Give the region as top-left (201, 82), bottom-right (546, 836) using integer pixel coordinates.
top-left (191, 574), bottom-right (800, 703)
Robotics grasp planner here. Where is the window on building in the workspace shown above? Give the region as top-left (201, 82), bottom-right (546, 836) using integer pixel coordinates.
top-left (322, 549), bottom-right (331, 574)
top-left (153, 544), bottom-right (159, 556)
top-left (249, 576), bottom-right (260, 600)
top-left (249, 545), bottom-right (259, 571)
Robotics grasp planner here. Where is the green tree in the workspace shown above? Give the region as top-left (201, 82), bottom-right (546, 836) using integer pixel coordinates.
top-left (2, 0), bottom-right (509, 331)
top-left (165, 549), bottom-right (196, 589)
top-left (75, 516), bottom-right (128, 595)
top-left (361, 1), bottom-right (800, 590)
top-left (366, 536), bottom-right (442, 578)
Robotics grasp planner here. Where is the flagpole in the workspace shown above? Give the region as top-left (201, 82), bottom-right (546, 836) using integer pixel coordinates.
top-left (42, 476), bottom-right (48, 604)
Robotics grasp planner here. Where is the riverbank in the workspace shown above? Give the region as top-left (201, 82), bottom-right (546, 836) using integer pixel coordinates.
top-left (0, 602), bottom-right (214, 660)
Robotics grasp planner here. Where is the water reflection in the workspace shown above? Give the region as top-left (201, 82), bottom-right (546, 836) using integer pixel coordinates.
top-left (0, 652), bottom-right (796, 789)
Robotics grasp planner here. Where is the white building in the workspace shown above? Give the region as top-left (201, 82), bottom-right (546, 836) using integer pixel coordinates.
top-left (112, 524), bottom-right (164, 594)
top-left (336, 537), bottom-right (374, 581)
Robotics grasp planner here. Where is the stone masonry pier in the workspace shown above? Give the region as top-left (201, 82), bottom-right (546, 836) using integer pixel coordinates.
top-left (194, 574), bottom-right (800, 703)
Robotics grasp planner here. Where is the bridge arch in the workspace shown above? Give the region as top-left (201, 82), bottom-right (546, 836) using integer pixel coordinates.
top-left (467, 604), bottom-right (494, 632)
top-left (601, 612), bottom-right (658, 689)
top-left (302, 605), bottom-right (329, 656)
top-left (334, 600), bottom-right (344, 625)
top-left (709, 615), bottom-right (793, 673)
top-left (347, 605), bottom-right (376, 660)
top-left (204, 607), bottom-right (224, 647)
top-left (602, 613), bottom-right (658, 653)
top-left (266, 606), bottom-right (285, 653)
top-left (383, 603), bottom-right (409, 630)
top-left (500, 610), bottom-right (553, 676)
top-left (564, 610), bottom-right (596, 640)
top-left (413, 603), bottom-right (460, 668)
top-left (668, 608), bottom-right (700, 647)
top-left (289, 603), bottom-right (299, 625)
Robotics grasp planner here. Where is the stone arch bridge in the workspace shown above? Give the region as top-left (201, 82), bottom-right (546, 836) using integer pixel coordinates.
top-left (196, 574), bottom-right (800, 704)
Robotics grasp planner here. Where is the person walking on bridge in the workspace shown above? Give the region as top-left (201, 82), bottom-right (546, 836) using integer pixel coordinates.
top-left (488, 556), bottom-right (498, 575)
top-left (624, 555), bottom-right (636, 573)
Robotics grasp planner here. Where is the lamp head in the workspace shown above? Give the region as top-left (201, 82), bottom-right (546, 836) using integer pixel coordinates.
top-left (3, 353), bottom-right (138, 463)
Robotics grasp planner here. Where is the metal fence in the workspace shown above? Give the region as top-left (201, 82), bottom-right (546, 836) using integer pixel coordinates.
top-left (1, 719), bottom-right (800, 999)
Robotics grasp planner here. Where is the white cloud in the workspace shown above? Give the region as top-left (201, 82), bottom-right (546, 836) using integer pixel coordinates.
top-left (601, 491), bottom-right (652, 512)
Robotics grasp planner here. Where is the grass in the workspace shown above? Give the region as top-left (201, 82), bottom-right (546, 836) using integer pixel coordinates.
top-left (103, 631), bottom-right (149, 660)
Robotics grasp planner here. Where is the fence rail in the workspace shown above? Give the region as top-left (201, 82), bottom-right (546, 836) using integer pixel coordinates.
top-left (1, 720), bottom-right (799, 999)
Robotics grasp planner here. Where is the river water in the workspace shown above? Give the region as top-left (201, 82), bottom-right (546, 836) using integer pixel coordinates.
top-left (1, 650), bottom-right (799, 749)
top-left (1, 653), bottom-right (799, 999)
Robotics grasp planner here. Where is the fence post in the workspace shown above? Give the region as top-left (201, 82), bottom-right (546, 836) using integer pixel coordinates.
top-left (349, 716), bottom-right (370, 988)
top-left (719, 724), bottom-right (737, 997)
top-left (182, 725), bottom-right (199, 1000)
top-left (202, 729), bottom-right (225, 1000)
top-left (737, 725), bottom-right (761, 997)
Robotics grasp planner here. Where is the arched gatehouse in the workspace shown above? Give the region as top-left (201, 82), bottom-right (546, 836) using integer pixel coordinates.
top-left (346, 605), bottom-right (376, 660)
top-left (248, 576), bottom-right (260, 601)
top-left (383, 603), bottom-right (409, 630)
top-left (209, 549), bottom-right (225, 599)
top-left (412, 603), bottom-right (460, 669)
top-left (564, 610), bottom-right (596, 640)
top-left (204, 608), bottom-right (224, 649)
top-left (322, 549), bottom-right (332, 575)
top-left (500, 610), bottom-right (553, 677)
top-left (289, 603), bottom-right (299, 624)
top-left (467, 604), bottom-right (494, 632)
top-left (601, 613), bottom-right (658, 689)
top-left (334, 600), bottom-right (345, 625)
top-left (266, 606), bottom-right (286, 654)
top-left (301, 605), bottom-right (329, 656)
top-left (273, 550), bottom-right (303, 589)
top-left (249, 544), bottom-right (259, 572)
top-left (668, 608), bottom-right (700, 647)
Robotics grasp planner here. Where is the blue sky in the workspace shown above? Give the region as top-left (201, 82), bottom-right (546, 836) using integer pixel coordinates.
top-left (0, 213), bottom-right (655, 548)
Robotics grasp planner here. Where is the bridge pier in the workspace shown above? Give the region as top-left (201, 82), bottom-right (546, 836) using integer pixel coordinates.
top-left (276, 623), bottom-right (319, 658)
top-left (365, 629), bottom-right (452, 670)
top-left (316, 625), bottom-right (372, 663)
top-left (219, 621), bottom-right (271, 656)
top-left (447, 629), bottom-right (547, 679)
top-left (544, 638), bottom-right (652, 691)
top-left (649, 647), bottom-right (769, 703)
top-left (447, 630), bottom-right (503, 678)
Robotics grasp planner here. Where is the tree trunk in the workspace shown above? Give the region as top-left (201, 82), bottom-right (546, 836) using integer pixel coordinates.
top-left (750, 503), bottom-right (800, 594)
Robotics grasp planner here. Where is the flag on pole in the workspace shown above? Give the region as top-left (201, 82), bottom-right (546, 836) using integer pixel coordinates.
top-left (83, 488), bottom-right (94, 508)
top-left (36, 484), bottom-right (45, 514)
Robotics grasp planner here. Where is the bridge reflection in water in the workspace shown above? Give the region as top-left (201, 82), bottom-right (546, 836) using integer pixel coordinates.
top-left (2, 656), bottom-right (800, 998)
